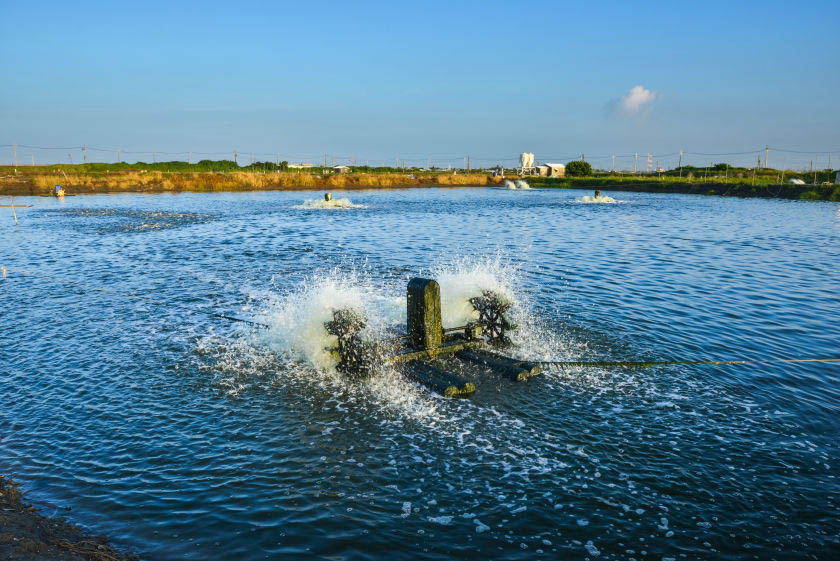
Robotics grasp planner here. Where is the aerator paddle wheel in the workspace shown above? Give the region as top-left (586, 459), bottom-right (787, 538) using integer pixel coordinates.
top-left (322, 279), bottom-right (538, 397)
top-left (469, 290), bottom-right (516, 347)
top-left (324, 308), bottom-right (374, 377)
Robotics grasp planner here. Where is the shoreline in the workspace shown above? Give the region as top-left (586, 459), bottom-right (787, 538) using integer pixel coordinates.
top-left (0, 170), bottom-right (499, 197)
top-left (528, 177), bottom-right (840, 201)
top-left (0, 182), bottom-right (484, 197)
top-left (1, 171), bottom-right (837, 201)
top-left (0, 475), bottom-right (138, 561)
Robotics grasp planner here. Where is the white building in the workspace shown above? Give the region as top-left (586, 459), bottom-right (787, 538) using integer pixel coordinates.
top-left (539, 163), bottom-right (565, 177)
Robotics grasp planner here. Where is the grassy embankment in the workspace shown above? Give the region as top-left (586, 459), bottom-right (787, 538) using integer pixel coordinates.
top-left (0, 162), bottom-right (499, 196)
top-left (528, 169), bottom-right (840, 201)
top-left (1, 160), bottom-right (837, 200)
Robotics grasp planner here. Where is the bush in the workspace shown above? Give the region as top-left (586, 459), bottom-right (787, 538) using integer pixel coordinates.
top-left (798, 190), bottom-right (822, 200)
top-left (830, 187), bottom-right (840, 202)
top-left (565, 161), bottom-right (593, 177)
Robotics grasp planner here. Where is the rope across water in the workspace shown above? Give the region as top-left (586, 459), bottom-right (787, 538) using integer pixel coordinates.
top-left (535, 358), bottom-right (840, 369)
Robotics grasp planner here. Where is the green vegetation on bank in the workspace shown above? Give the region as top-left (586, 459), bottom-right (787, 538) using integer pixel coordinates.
top-left (528, 175), bottom-right (840, 201)
top-left (1, 159), bottom-right (837, 200)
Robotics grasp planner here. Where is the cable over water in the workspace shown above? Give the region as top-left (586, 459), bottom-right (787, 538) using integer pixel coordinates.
top-left (537, 358), bottom-right (840, 368)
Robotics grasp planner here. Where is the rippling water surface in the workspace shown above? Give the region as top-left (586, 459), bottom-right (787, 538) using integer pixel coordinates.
top-left (2, 188), bottom-right (838, 560)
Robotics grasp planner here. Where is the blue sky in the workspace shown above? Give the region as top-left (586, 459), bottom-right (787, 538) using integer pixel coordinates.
top-left (1, 0), bottom-right (838, 169)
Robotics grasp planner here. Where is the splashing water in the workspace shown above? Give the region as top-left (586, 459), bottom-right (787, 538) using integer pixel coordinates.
top-left (250, 256), bottom-right (557, 371)
top-left (432, 257), bottom-right (518, 329)
top-left (514, 180), bottom-right (530, 189)
top-left (257, 271), bottom-right (402, 371)
top-left (293, 197), bottom-right (367, 209)
top-left (212, 255), bottom-right (578, 419)
top-left (578, 194), bottom-right (617, 203)
top-left (503, 180), bottom-right (516, 189)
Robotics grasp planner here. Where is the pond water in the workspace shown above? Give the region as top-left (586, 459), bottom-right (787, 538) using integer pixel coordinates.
top-left (1, 188), bottom-right (838, 560)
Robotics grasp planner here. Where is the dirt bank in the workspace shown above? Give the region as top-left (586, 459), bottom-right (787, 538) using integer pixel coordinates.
top-left (0, 169), bottom-right (499, 196)
top-left (0, 475), bottom-right (138, 561)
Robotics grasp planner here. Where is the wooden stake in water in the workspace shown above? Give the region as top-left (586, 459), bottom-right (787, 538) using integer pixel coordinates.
top-left (10, 196), bottom-right (17, 225)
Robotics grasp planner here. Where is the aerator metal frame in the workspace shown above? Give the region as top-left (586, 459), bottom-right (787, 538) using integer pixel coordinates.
top-left (324, 277), bottom-right (541, 397)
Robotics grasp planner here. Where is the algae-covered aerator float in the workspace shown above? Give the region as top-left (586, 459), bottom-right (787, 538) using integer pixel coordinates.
top-left (325, 278), bottom-right (541, 397)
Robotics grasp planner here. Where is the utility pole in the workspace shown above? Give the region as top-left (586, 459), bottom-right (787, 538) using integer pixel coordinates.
top-left (634, 153), bottom-right (638, 174)
top-left (117, 149), bottom-right (120, 163)
top-left (188, 151), bottom-right (191, 164)
top-left (83, 145), bottom-right (87, 163)
top-left (324, 154), bottom-right (327, 169)
top-left (31, 155), bottom-right (35, 166)
top-left (13, 143), bottom-right (17, 173)
top-left (234, 151), bottom-right (238, 165)
top-left (467, 155), bottom-right (470, 171)
top-left (678, 150), bottom-right (683, 179)
top-left (580, 153), bottom-right (584, 162)
top-left (611, 154), bottom-right (615, 172)
top-left (764, 145), bottom-right (769, 169)
top-left (153, 152), bottom-right (156, 164)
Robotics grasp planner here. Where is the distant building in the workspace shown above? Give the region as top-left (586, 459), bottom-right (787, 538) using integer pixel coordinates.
top-left (538, 163), bottom-right (565, 177)
top-left (288, 163), bottom-right (313, 169)
top-left (333, 165), bottom-right (350, 174)
top-left (787, 178), bottom-right (806, 185)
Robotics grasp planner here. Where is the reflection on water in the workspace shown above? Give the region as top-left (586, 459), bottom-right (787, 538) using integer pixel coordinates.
top-left (1, 188), bottom-right (839, 560)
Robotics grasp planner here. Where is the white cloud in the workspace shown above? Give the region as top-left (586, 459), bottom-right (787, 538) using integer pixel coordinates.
top-left (618, 85), bottom-right (658, 114)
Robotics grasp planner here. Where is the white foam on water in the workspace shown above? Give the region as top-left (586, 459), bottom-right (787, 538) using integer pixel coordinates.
top-left (504, 180), bottom-right (517, 189)
top-left (293, 197), bottom-right (367, 209)
top-left (257, 270), bottom-right (402, 372)
top-left (578, 195), bottom-right (618, 204)
top-left (431, 255), bottom-right (518, 329)
top-left (514, 180), bottom-right (530, 189)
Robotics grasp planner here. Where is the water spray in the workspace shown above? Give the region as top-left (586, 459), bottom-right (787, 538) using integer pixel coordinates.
top-left (4, 266), bottom-right (836, 397)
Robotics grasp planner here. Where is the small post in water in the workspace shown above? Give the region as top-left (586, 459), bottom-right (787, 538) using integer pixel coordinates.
top-left (407, 278), bottom-right (442, 350)
top-left (324, 192), bottom-right (332, 202)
